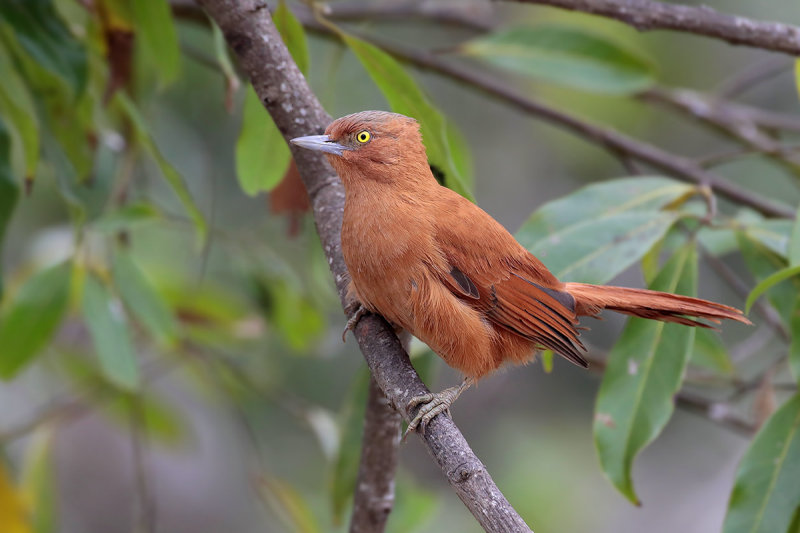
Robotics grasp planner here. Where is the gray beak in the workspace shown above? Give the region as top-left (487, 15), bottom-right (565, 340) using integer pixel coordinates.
top-left (290, 134), bottom-right (349, 156)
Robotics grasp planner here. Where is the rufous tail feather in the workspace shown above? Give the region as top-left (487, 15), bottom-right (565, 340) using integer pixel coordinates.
top-left (564, 283), bottom-right (752, 327)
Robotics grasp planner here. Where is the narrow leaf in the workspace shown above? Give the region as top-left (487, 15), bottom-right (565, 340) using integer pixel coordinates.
top-left (745, 264), bottom-right (800, 313)
top-left (517, 177), bottom-right (694, 284)
top-left (116, 94), bottom-right (207, 245)
top-left (723, 394), bottom-right (800, 533)
top-left (0, 462), bottom-right (31, 533)
top-left (274, 0), bottom-right (309, 74)
top-left (0, 46), bottom-right (39, 179)
top-left (82, 273), bottom-right (140, 390)
top-left (541, 349), bottom-right (554, 373)
top-left (343, 33), bottom-right (473, 199)
top-left (21, 428), bottom-right (57, 533)
top-left (131, 0), bottom-right (180, 83)
top-left (104, 393), bottom-right (187, 446)
top-left (460, 25), bottom-right (655, 94)
top-left (330, 369), bottom-right (369, 525)
top-left (257, 477), bottom-right (321, 533)
top-left (692, 329), bottom-right (734, 375)
top-left (738, 233), bottom-right (799, 325)
top-left (112, 251), bottom-right (178, 347)
top-left (236, 87), bottom-right (291, 196)
top-left (791, 301), bottom-right (800, 385)
top-left (0, 118), bottom-right (21, 299)
top-left (93, 202), bottom-right (162, 233)
top-left (0, 0), bottom-right (87, 97)
top-left (0, 261), bottom-right (71, 379)
top-left (789, 204), bottom-right (800, 267)
top-left (594, 243), bottom-right (697, 504)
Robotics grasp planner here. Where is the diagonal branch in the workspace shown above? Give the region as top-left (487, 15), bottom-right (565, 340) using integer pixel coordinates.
top-left (194, 1), bottom-right (533, 531)
top-left (500, 0), bottom-right (800, 56)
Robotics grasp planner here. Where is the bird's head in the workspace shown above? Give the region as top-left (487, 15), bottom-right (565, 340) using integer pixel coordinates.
top-left (290, 111), bottom-right (431, 187)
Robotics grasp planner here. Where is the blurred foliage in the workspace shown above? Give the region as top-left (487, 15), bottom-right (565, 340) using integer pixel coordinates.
top-left (0, 1), bottom-right (798, 532)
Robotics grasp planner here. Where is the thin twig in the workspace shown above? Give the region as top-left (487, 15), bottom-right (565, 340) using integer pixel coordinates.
top-left (501, 0), bottom-right (800, 56)
top-left (195, 2), bottom-right (533, 531)
top-left (308, 1), bottom-right (494, 32)
top-left (715, 56), bottom-right (793, 99)
top-left (129, 396), bottom-right (157, 533)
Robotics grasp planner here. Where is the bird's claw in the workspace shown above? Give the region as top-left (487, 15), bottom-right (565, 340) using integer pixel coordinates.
top-left (342, 304), bottom-right (369, 342)
top-left (402, 386), bottom-right (461, 440)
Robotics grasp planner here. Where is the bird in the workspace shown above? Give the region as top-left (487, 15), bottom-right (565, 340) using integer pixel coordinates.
top-left (290, 110), bottom-right (751, 435)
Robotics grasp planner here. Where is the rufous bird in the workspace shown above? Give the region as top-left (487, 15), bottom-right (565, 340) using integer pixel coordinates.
top-left (291, 111), bottom-right (750, 434)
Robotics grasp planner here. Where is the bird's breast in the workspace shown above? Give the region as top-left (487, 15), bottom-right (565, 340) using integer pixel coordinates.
top-left (342, 194), bottom-right (440, 327)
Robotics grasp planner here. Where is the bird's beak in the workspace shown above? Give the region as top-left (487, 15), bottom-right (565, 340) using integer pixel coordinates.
top-left (290, 134), bottom-right (349, 156)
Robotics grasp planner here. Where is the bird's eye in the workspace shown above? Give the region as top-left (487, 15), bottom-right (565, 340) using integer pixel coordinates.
top-left (356, 130), bottom-right (371, 143)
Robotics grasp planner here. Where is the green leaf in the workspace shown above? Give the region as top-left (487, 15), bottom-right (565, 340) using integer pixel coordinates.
top-left (0, 118), bottom-right (21, 299)
top-left (0, 0), bottom-right (88, 97)
top-left (131, 0), bottom-right (180, 84)
top-left (745, 264), bottom-right (800, 313)
top-left (255, 276), bottom-right (324, 351)
top-left (795, 59), bottom-right (800, 101)
top-left (789, 204), bottom-right (800, 267)
top-left (747, 220), bottom-right (794, 258)
top-left (791, 301), bottom-right (800, 385)
top-left (0, 261), bottom-right (71, 379)
top-left (82, 273), bottom-right (140, 391)
top-left (388, 474), bottom-right (438, 533)
top-left (723, 393), bottom-right (800, 533)
top-left (93, 202), bottom-right (162, 233)
top-left (257, 477), bottom-right (321, 533)
top-left (103, 393), bottom-right (187, 446)
top-left (116, 93), bottom-right (207, 246)
top-left (738, 234), bottom-right (799, 325)
top-left (274, 0), bottom-right (309, 74)
top-left (594, 243), bottom-right (697, 504)
top-left (691, 329), bottom-right (734, 375)
top-left (0, 45), bottom-right (39, 180)
top-left (517, 177), bottom-right (694, 283)
top-left (329, 369), bottom-right (369, 525)
top-left (112, 251), bottom-right (179, 347)
top-left (460, 25), bottom-right (655, 94)
top-left (343, 33), bottom-right (473, 199)
top-left (236, 87), bottom-right (291, 196)
top-left (541, 349), bottom-right (554, 373)
top-left (21, 428), bottom-right (57, 533)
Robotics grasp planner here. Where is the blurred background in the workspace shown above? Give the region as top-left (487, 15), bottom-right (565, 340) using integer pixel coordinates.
top-left (1, 0), bottom-right (799, 532)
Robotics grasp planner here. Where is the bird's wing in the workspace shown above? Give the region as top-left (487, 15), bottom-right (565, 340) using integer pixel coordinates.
top-left (433, 190), bottom-right (587, 367)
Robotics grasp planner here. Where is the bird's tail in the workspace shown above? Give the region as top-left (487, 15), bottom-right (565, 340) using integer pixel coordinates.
top-left (564, 283), bottom-right (751, 327)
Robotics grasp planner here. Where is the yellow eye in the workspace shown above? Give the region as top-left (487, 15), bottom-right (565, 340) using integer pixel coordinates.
top-left (356, 130), bottom-right (371, 143)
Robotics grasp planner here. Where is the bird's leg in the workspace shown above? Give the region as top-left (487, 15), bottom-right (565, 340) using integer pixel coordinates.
top-left (404, 377), bottom-right (475, 439)
top-left (342, 302), bottom-right (369, 342)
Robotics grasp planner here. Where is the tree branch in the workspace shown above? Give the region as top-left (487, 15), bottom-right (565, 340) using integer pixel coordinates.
top-left (349, 377), bottom-right (402, 533)
top-left (501, 0), bottom-right (800, 56)
top-left (194, 1), bottom-right (533, 531)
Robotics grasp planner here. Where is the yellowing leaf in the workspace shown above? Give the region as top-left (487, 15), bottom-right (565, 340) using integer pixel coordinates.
top-left (0, 462), bottom-right (32, 533)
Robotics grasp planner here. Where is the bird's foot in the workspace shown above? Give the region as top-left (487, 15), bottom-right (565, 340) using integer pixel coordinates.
top-left (403, 377), bottom-right (474, 440)
top-left (342, 303), bottom-right (369, 342)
